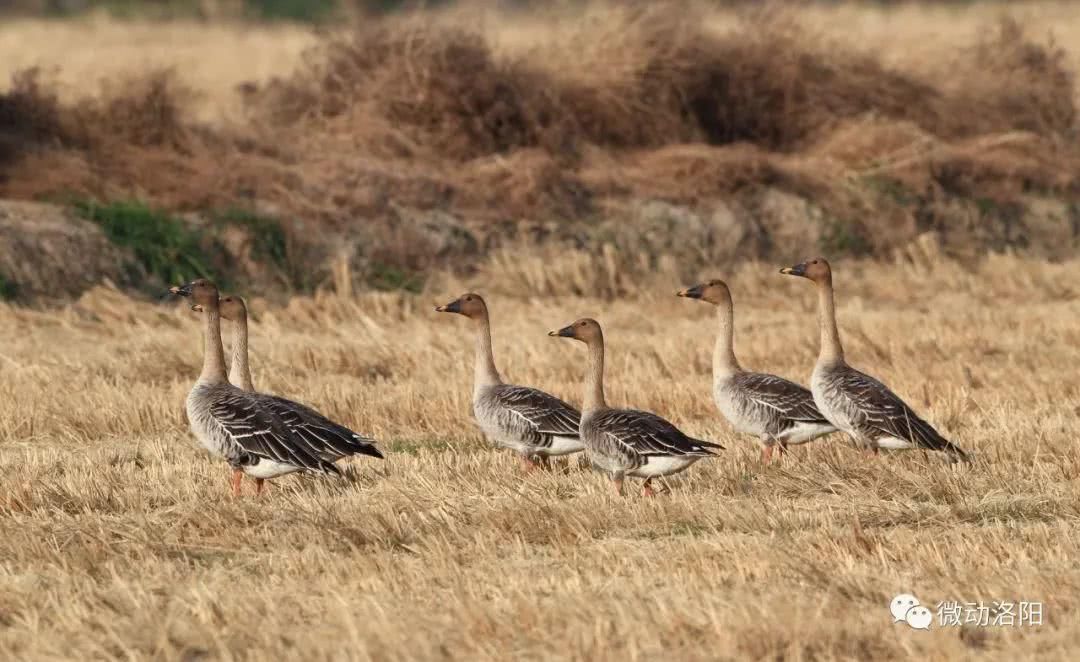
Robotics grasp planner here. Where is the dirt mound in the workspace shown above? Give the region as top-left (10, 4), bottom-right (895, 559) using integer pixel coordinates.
top-left (0, 201), bottom-right (135, 302)
top-left (0, 8), bottom-right (1077, 301)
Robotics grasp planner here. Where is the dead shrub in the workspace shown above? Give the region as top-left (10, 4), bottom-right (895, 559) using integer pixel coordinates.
top-left (0, 7), bottom-right (1077, 298)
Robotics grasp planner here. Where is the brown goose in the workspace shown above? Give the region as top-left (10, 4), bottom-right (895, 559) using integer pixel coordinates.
top-left (173, 279), bottom-right (382, 496)
top-left (193, 294), bottom-right (252, 390)
top-left (435, 293), bottom-right (584, 470)
top-left (219, 295), bottom-right (254, 391)
top-left (550, 318), bottom-right (721, 496)
top-left (678, 279), bottom-right (835, 463)
top-left (780, 258), bottom-right (968, 460)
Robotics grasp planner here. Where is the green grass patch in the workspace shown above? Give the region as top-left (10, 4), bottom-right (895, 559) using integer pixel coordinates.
top-left (820, 217), bottom-right (871, 256)
top-left (212, 208), bottom-right (289, 269)
top-left (0, 272), bottom-right (17, 301)
top-left (860, 175), bottom-right (915, 206)
top-left (73, 200), bottom-right (220, 287)
top-left (247, 0), bottom-right (337, 21)
top-left (370, 263), bottom-right (425, 294)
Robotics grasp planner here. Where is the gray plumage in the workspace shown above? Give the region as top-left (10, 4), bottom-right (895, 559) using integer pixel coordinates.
top-left (175, 278), bottom-right (382, 488)
top-left (677, 278), bottom-right (835, 460)
top-left (474, 384), bottom-right (584, 458)
top-left (436, 292), bottom-right (585, 465)
top-left (581, 407), bottom-right (720, 480)
top-left (187, 383), bottom-right (383, 480)
top-left (780, 257), bottom-right (969, 460)
top-left (812, 364), bottom-right (968, 458)
top-left (715, 372), bottom-right (836, 447)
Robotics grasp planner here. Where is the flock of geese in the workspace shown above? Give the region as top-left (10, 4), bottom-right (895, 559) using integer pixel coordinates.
top-left (172, 257), bottom-right (969, 498)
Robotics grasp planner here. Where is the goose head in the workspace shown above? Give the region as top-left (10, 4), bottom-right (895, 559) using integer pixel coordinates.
top-left (435, 292), bottom-right (488, 320)
top-left (780, 257), bottom-right (832, 284)
top-left (217, 295), bottom-right (249, 322)
top-left (677, 279), bottom-right (731, 305)
top-left (170, 279), bottom-right (219, 310)
top-left (549, 318), bottom-right (603, 345)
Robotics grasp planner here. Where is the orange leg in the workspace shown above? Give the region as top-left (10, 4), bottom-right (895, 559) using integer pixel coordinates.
top-left (761, 445), bottom-right (775, 464)
top-left (231, 468), bottom-right (244, 497)
top-left (642, 479), bottom-right (657, 497)
top-left (613, 477), bottom-right (625, 496)
top-left (255, 478), bottom-right (266, 496)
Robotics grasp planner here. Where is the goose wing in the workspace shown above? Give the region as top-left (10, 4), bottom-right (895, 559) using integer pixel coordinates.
top-left (255, 393), bottom-right (383, 460)
top-left (733, 372), bottom-right (831, 428)
top-left (492, 385), bottom-right (581, 437)
top-left (208, 389), bottom-right (339, 473)
top-left (593, 408), bottom-right (721, 457)
top-left (835, 368), bottom-right (967, 456)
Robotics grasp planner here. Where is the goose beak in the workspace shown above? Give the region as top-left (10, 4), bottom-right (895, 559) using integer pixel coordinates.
top-left (677, 285), bottom-right (704, 299)
top-left (780, 263), bottom-right (807, 277)
top-left (549, 326), bottom-right (575, 338)
top-left (170, 282), bottom-right (195, 297)
top-left (435, 299), bottom-right (461, 314)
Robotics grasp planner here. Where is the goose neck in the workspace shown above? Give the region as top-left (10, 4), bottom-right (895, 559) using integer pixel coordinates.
top-left (472, 312), bottom-right (502, 390)
top-left (816, 277), bottom-right (845, 366)
top-left (582, 338), bottom-right (607, 412)
top-left (712, 293), bottom-right (741, 378)
top-left (199, 302), bottom-right (228, 384)
top-left (230, 316), bottom-right (254, 391)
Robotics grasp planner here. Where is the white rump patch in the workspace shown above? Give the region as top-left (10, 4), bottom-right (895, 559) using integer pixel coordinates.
top-left (544, 436), bottom-right (585, 456)
top-left (875, 436), bottom-right (918, 450)
top-left (630, 455), bottom-right (701, 478)
top-left (780, 422), bottom-right (837, 445)
top-left (244, 459), bottom-right (304, 479)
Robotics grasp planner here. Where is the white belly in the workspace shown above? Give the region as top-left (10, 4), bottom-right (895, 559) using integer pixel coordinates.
top-left (778, 422), bottom-right (836, 445)
top-left (629, 455), bottom-right (701, 478)
top-left (244, 459), bottom-right (304, 479)
top-left (542, 435), bottom-right (585, 456)
top-left (874, 436), bottom-right (918, 451)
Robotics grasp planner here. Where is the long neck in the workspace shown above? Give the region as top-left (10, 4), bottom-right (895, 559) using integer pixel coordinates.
top-left (199, 302), bottom-right (228, 384)
top-left (230, 315), bottom-right (254, 391)
top-left (712, 292), bottom-right (740, 377)
top-left (472, 312), bottom-right (502, 390)
top-left (816, 277), bottom-right (844, 365)
top-left (582, 338), bottom-right (607, 412)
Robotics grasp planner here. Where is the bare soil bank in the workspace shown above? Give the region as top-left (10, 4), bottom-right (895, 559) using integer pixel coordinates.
top-left (2, 8), bottom-right (1078, 301)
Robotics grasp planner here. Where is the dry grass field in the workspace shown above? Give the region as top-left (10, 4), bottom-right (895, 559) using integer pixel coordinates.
top-left (2, 249), bottom-right (1079, 659)
top-left (4, 0), bottom-right (1080, 280)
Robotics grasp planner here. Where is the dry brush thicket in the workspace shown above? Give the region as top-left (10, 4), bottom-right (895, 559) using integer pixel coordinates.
top-left (1, 252), bottom-right (1078, 659)
top-left (2, 4), bottom-right (1080, 297)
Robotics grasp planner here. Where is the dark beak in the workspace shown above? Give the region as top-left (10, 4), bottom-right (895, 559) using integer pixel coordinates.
top-left (780, 262), bottom-right (807, 277)
top-left (677, 284), bottom-right (704, 299)
top-left (170, 282), bottom-right (195, 297)
top-left (435, 299), bottom-right (462, 314)
top-left (548, 325), bottom-right (576, 338)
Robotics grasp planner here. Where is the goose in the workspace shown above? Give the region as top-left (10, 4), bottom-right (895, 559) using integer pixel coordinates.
top-left (779, 258), bottom-right (968, 460)
top-left (435, 293), bottom-right (584, 471)
top-left (172, 279), bottom-right (383, 495)
top-left (549, 318), bottom-right (721, 496)
top-left (192, 295), bottom-right (253, 390)
top-left (220, 295), bottom-right (254, 391)
top-left (677, 279), bottom-right (836, 463)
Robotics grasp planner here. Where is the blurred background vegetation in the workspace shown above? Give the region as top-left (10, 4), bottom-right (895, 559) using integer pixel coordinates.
top-left (2, 0), bottom-right (453, 21)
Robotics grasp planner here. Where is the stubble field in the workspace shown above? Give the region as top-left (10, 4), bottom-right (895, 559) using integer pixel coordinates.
top-left (2, 251), bottom-right (1078, 660)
